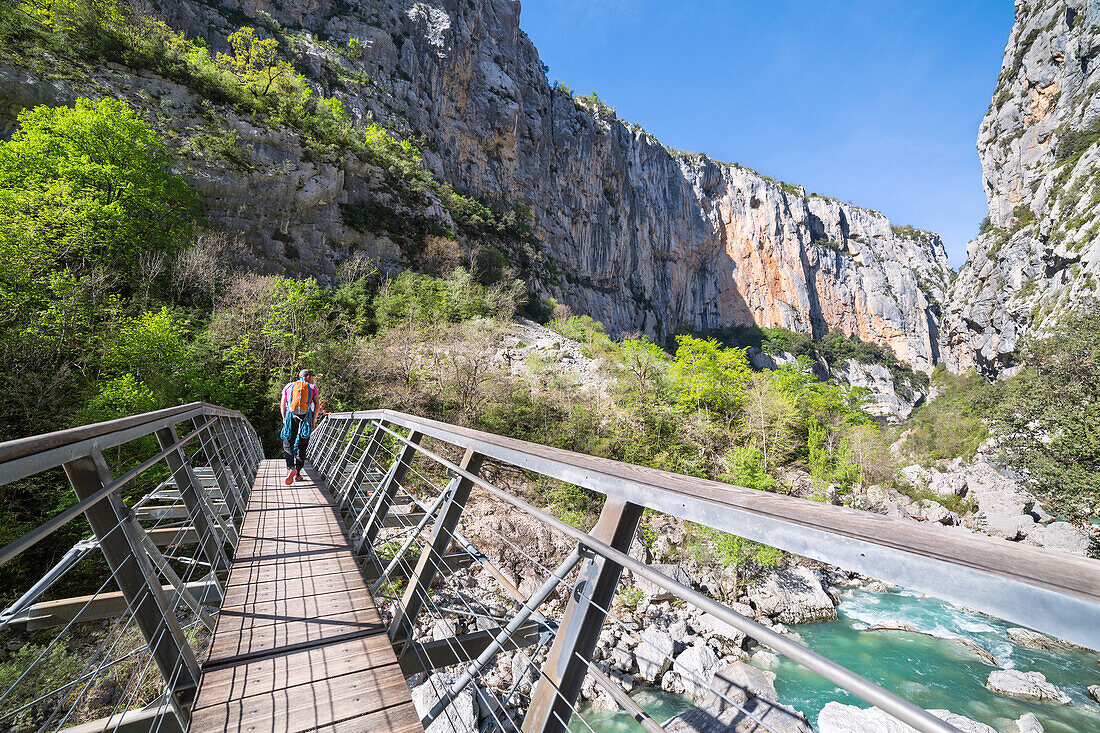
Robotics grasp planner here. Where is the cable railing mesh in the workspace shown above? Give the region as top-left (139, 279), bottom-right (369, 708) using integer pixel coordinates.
top-left (6, 405), bottom-right (1088, 733)
top-left (0, 405), bottom-right (262, 732)
top-left (305, 414), bottom-right (964, 733)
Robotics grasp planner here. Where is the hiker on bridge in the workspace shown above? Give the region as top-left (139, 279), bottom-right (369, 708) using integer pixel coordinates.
top-left (280, 368), bottom-right (320, 485)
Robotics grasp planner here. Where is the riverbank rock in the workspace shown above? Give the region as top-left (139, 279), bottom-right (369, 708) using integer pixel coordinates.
top-left (636, 564), bottom-right (693, 601)
top-left (667, 643), bottom-right (720, 699)
top-left (817, 702), bottom-right (996, 733)
top-left (1015, 713), bottom-right (1044, 733)
top-left (864, 624), bottom-right (999, 666)
top-left (695, 612), bottom-right (747, 655)
top-left (664, 660), bottom-right (810, 733)
top-left (704, 661), bottom-right (777, 708)
top-left (411, 672), bottom-right (479, 733)
top-left (985, 669), bottom-right (1071, 704)
top-left (747, 566), bottom-right (837, 624)
top-left (635, 627), bottom-right (676, 683)
top-left (1089, 684), bottom-right (1100, 703)
top-left (663, 698), bottom-right (813, 733)
top-left (1006, 627), bottom-right (1062, 652)
top-left (1023, 522), bottom-right (1092, 556)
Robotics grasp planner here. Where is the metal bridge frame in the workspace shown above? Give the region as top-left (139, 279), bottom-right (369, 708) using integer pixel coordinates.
top-left (0, 403), bottom-right (263, 730)
top-left (1, 403), bottom-right (1097, 733)
top-left (308, 409), bottom-right (1100, 733)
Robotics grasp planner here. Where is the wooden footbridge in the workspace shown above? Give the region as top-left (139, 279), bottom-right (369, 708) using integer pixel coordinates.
top-left (0, 404), bottom-right (1097, 733)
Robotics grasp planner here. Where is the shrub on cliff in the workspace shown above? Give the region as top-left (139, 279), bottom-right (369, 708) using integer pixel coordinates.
top-left (990, 302), bottom-right (1100, 521)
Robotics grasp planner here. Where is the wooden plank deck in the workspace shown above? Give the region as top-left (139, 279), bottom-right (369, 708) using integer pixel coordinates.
top-left (189, 460), bottom-right (423, 733)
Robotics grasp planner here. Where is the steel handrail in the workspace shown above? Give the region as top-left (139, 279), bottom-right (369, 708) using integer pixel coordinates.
top-left (0, 417), bottom-right (219, 567)
top-left (321, 409), bottom-right (1100, 652)
top-left (0, 402), bottom-right (248, 486)
top-left (359, 418), bottom-right (958, 733)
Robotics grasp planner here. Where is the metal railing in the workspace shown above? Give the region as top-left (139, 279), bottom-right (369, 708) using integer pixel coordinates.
top-left (308, 409), bottom-right (1100, 733)
top-left (3, 403), bottom-right (1097, 733)
top-left (0, 403), bottom-right (263, 733)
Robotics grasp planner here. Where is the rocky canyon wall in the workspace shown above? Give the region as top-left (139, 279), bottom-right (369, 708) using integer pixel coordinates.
top-left (942, 0), bottom-right (1100, 376)
top-left (125, 0), bottom-right (954, 371)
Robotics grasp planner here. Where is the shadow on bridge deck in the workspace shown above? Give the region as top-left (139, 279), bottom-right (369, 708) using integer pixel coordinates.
top-left (188, 460), bottom-right (423, 733)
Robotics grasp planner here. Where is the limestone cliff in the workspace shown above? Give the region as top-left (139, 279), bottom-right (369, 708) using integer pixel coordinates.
top-left (0, 0), bottom-right (953, 370)
top-left (942, 0), bottom-right (1100, 375)
top-left (140, 0), bottom-right (953, 371)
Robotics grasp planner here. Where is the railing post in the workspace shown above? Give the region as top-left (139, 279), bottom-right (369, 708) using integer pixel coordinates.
top-left (212, 417), bottom-right (250, 506)
top-left (155, 426), bottom-right (232, 578)
top-left (339, 422), bottom-right (386, 513)
top-left (317, 419), bottom-right (351, 477)
top-left (389, 447), bottom-right (484, 643)
top-left (356, 429), bottom-right (423, 552)
top-left (523, 498), bottom-right (644, 733)
top-left (63, 449), bottom-right (200, 711)
top-left (193, 417), bottom-right (245, 526)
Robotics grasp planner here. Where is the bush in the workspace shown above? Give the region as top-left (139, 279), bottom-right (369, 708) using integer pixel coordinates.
top-left (373, 269), bottom-right (522, 327)
top-left (900, 367), bottom-right (992, 464)
top-left (989, 302), bottom-right (1100, 521)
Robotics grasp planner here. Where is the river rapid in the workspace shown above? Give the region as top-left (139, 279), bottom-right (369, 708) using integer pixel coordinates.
top-left (570, 587), bottom-right (1100, 733)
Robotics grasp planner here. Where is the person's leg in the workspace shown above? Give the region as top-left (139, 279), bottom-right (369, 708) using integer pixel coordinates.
top-left (284, 417), bottom-right (300, 484)
top-left (295, 433), bottom-right (309, 473)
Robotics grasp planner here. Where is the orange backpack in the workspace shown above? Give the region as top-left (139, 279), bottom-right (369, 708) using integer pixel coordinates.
top-left (289, 380), bottom-right (312, 416)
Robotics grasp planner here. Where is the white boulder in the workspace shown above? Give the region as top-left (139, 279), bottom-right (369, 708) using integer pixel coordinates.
top-left (1006, 627), bottom-right (1061, 651)
top-left (747, 566), bottom-right (837, 624)
top-left (411, 672), bottom-right (479, 733)
top-left (986, 669), bottom-right (1071, 704)
top-left (634, 626), bottom-right (675, 683)
top-left (670, 642), bottom-right (720, 701)
top-left (635, 564), bottom-right (692, 601)
top-left (1015, 712), bottom-right (1044, 733)
top-left (1024, 521), bottom-right (1092, 556)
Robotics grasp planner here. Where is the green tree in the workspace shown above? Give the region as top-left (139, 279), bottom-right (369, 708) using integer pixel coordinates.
top-left (990, 303), bottom-right (1100, 520)
top-left (669, 335), bottom-right (752, 419)
top-left (0, 97), bottom-right (199, 284)
top-left (618, 338), bottom-right (668, 398)
top-left (102, 307), bottom-right (191, 400)
top-left (740, 372), bottom-right (797, 472)
top-left (217, 26), bottom-right (294, 97)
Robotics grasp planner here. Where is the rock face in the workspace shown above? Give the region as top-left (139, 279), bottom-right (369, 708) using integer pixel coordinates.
top-left (985, 669), bottom-right (1072, 704)
top-left (817, 702), bottom-right (996, 733)
top-left (124, 0), bottom-right (955, 369)
top-left (942, 0), bottom-right (1100, 376)
top-left (410, 672), bottom-right (479, 733)
top-left (746, 566), bottom-right (838, 624)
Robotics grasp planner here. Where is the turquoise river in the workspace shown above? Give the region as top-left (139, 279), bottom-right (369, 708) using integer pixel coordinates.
top-left (569, 587), bottom-right (1100, 733)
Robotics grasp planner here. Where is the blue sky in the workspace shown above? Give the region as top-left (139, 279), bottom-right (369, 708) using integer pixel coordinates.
top-left (518, 0), bottom-right (1015, 267)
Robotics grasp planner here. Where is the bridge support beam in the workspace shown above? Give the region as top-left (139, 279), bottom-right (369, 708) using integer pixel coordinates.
top-left (63, 449), bottom-right (200, 712)
top-left (523, 498), bottom-right (643, 733)
top-left (389, 446), bottom-right (484, 644)
top-left (156, 426), bottom-right (232, 578)
top-left (356, 429), bottom-right (423, 552)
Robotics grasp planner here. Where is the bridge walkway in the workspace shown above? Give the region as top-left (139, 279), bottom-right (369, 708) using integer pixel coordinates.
top-left (188, 459), bottom-right (423, 733)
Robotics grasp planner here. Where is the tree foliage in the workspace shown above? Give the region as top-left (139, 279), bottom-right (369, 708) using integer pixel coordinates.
top-left (990, 303), bottom-right (1100, 520)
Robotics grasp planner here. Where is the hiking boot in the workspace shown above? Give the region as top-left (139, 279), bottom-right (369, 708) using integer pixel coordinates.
top-left (285, 469), bottom-right (298, 485)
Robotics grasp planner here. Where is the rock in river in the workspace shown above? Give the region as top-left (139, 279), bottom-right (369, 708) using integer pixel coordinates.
top-left (817, 702), bottom-right (996, 733)
top-left (747, 566), bottom-right (837, 624)
top-left (985, 669), bottom-right (1071, 704)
